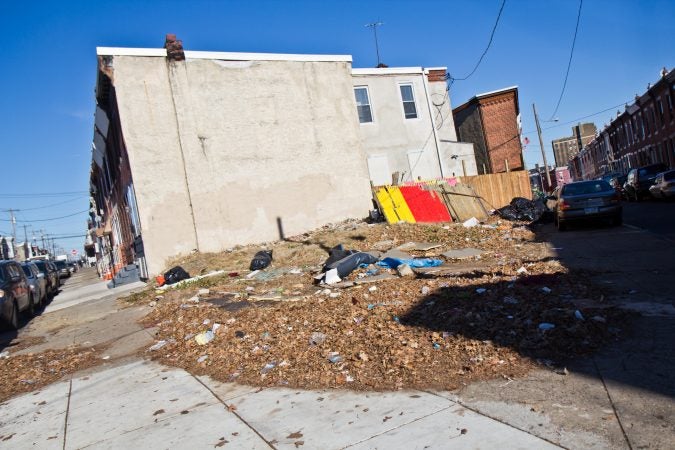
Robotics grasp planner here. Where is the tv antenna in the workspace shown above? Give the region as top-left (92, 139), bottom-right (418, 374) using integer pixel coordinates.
top-left (365, 21), bottom-right (384, 67)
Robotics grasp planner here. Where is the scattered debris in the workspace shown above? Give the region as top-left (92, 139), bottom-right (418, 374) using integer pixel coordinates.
top-left (149, 340), bottom-right (168, 351)
top-left (462, 217), bottom-right (480, 228)
top-left (195, 331), bottom-right (215, 346)
top-left (442, 248), bottom-right (483, 260)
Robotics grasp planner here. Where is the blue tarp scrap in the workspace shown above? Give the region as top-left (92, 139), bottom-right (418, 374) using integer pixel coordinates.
top-left (376, 257), bottom-right (444, 269)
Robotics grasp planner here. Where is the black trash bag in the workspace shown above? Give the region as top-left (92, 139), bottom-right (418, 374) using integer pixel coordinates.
top-left (164, 266), bottom-right (190, 285)
top-left (326, 252), bottom-right (379, 278)
top-left (496, 205), bottom-right (519, 221)
top-left (497, 197), bottom-right (546, 222)
top-left (322, 244), bottom-right (357, 272)
top-left (249, 250), bottom-right (273, 271)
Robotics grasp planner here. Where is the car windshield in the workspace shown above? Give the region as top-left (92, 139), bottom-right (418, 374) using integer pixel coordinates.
top-left (664, 171), bottom-right (675, 181)
top-left (34, 261), bottom-right (47, 272)
top-left (55, 261), bottom-right (67, 269)
top-left (21, 265), bottom-right (32, 277)
top-left (562, 181), bottom-right (612, 196)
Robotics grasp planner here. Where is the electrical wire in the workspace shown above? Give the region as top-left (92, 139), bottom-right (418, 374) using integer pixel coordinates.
top-left (548, 0), bottom-right (584, 120)
top-left (0, 209), bottom-right (89, 223)
top-left (0, 191), bottom-right (88, 199)
top-left (0, 196), bottom-right (88, 212)
top-left (448, 0), bottom-right (506, 86)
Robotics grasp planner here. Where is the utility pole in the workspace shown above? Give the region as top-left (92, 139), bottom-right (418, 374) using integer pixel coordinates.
top-left (9, 209), bottom-right (16, 242)
top-left (532, 103), bottom-right (552, 189)
top-left (365, 21), bottom-right (384, 67)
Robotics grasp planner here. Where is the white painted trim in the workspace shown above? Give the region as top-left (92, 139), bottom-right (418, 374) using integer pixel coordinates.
top-left (352, 67), bottom-right (424, 75)
top-left (96, 47), bottom-right (352, 62)
top-left (475, 85), bottom-right (519, 98)
top-left (185, 50), bottom-right (352, 62)
top-left (398, 82), bottom-right (420, 121)
top-left (97, 47), bottom-right (167, 57)
top-left (354, 85), bottom-right (375, 124)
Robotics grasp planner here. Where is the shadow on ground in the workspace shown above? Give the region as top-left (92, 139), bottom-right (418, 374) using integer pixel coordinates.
top-left (400, 218), bottom-right (675, 401)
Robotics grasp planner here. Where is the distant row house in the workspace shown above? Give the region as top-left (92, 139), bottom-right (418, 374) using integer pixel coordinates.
top-left (570, 68), bottom-right (675, 180)
top-left (86, 35), bottom-right (481, 278)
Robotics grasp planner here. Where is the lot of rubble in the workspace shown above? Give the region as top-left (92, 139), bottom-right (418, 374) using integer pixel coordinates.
top-left (138, 219), bottom-right (631, 391)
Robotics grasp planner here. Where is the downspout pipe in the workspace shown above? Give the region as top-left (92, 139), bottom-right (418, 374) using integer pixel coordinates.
top-left (422, 68), bottom-right (445, 178)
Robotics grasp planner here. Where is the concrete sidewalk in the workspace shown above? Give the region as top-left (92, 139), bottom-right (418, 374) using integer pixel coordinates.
top-left (0, 360), bottom-right (560, 449)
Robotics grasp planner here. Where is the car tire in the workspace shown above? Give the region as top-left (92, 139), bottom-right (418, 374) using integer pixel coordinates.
top-left (2, 301), bottom-right (20, 331)
top-left (26, 294), bottom-right (35, 318)
top-left (556, 217), bottom-right (567, 231)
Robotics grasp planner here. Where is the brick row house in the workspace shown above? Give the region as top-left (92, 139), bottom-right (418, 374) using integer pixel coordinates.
top-left (452, 86), bottom-right (524, 175)
top-left (570, 68), bottom-right (675, 180)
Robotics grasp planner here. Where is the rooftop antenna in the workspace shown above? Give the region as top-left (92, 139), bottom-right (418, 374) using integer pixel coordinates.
top-left (365, 21), bottom-right (384, 67)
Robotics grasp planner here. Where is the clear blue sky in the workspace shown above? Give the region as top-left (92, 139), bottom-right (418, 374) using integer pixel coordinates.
top-left (1, 0), bottom-right (673, 252)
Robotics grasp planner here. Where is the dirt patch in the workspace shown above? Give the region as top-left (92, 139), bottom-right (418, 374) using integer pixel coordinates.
top-left (0, 346), bottom-right (103, 402)
top-left (0, 335), bottom-right (46, 352)
top-left (138, 219), bottom-right (631, 392)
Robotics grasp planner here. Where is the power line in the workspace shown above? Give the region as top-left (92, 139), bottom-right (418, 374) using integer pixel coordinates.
top-left (0, 196), bottom-right (88, 212)
top-left (0, 191), bottom-right (88, 199)
top-left (0, 209), bottom-right (89, 223)
top-left (448, 0), bottom-right (506, 86)
top-left (548, 0), bottom-right (584, 120)
top-left (542, 100), bottom-right (629, 131)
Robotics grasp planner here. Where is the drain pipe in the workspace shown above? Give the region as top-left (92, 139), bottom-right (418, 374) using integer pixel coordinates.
top-left (422, 68), bottom-right (445, 178)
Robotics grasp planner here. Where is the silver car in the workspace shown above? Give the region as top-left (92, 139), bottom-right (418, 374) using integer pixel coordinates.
top-left (20, 262), bottom-right (47, 309)
top-left (552, 180), bottom-right (622, 231)
top-left (648, 170), bottom-right (675, 199)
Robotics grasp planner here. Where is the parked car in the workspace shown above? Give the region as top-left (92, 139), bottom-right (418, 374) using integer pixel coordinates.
top-left (33, 260), bottom-right (59, 299)
top-left (54, 260), bottom-right (71, 279)
top-left (68, 262), bottom-right (79, 273)
top-left (21, 262), bottom-right (47, 309)
top-left (552, 180), bottom-right (622, 231)
top-left (648, 170), bottom-right (675, 199)
top-left (623, 163), bottom-right (668, 201)
top-left (0, 260), bottom-right (34, 330)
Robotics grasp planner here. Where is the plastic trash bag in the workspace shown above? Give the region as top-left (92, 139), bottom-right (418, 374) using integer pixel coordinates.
top-left (164, 266), bottom-right (190, 285)
top-left (250, 250), bottom-right (273, 271)
top-left (377, 257), bottom-right (443, 269)
top-left (496, 197), bottom-right (546, 222)
top-left (326, 252), bottom-right (379, 278)
top-left (322, 244), bottom-right (357, 272)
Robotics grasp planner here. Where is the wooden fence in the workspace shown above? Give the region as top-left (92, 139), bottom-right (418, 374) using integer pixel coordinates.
top-left (458, 171), bottom-right (532, 209)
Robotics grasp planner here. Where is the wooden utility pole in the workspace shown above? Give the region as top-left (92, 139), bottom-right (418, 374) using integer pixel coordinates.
top-left (532, 103), bottom-right (552, 188)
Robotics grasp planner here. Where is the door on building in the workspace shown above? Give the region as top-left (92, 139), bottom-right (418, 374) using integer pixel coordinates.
top-left (367, 155), bottom-right (392, 186)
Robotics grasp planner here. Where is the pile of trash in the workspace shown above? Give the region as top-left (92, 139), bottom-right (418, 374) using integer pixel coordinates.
top-left (496, 197), bottom-right (548, 223)
top-left (138, 219), bottom-right (630, 392)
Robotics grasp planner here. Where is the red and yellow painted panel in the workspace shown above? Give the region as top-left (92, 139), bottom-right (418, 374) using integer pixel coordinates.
top-left (375, 185), bottom-right (452, 224)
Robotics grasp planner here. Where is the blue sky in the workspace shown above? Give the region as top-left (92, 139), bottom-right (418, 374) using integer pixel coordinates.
top-left (1, 0), bottom-right (673, 252)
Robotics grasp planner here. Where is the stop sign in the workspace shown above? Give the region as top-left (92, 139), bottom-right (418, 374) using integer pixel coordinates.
top-left (71, 249), bottom-right (78, 256)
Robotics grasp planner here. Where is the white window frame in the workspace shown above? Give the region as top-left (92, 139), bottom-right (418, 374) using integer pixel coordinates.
top-left (398, 83), bottom-right (419, 120)
top-left (354, 86), bottom-right (374, 124)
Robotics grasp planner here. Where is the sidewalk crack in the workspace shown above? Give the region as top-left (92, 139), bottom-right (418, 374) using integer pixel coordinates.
top-left (62, 379), bottom-right (73, 450)
top-left (191, 374), bottom-right (276, 449)
top-left (592, 358), bottom-right (634, 450)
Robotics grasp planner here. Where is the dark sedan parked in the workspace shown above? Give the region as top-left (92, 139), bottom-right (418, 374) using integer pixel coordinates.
top-left (0, 260), bottom-right (33, 330)
top-left (624, 163), bottom-right (668, 201)
top-left (552, 180), bottom-right (622, 231)
top-left (54, 260), bottom-right (71, 279)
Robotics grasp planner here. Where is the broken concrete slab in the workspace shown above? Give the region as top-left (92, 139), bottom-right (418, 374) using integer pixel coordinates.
top-left (397, 242), bottom-right (443, 251)
top-left (413, 262), bottom-right (491, 277)
top-left (381, 248), bottom-right (414, 260)
top-left (353, 274), bottom-right (399, 284)
top-left (397, 263), bottom-right (415, 277)
top-left (442, 248), bottom-right (484, 260)
top-left (371, 240), bottom-right (396, 251)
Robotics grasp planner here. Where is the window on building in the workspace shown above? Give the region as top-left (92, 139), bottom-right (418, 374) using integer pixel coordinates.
top-left (657, 98), bottom-right (664, 126)
top-left (399, 84), bottom-right (418, 119)
top-left (651, 105), bottom-right (658, 130)
top-left (354, 87), bottom-right (373, 123)
top-left (668, 91), bottom-right (674, 118)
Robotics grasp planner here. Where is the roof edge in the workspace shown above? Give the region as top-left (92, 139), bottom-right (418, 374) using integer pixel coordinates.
top-left (96, 47), bottom-right (352, 62)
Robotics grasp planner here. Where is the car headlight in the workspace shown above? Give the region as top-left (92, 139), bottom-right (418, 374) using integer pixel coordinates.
top-left (30, 285), bottom-right (35, 291)
top-left (0, 289), bottom-right (4, 298)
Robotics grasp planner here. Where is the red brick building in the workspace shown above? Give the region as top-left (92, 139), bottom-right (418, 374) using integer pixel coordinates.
top-left (570, 68), bottom-right (675, 180)
top-left (452, 86), bottom-right (524, 174)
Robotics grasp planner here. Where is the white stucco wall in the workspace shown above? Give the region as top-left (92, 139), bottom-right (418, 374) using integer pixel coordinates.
top-left (353, 70), bottom-right (472, 183)
top-left (111, 55), bottom-right (372, 274)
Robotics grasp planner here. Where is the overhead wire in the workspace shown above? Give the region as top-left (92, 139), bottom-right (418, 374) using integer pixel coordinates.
top-left (0, 191), bottom-right (88, 199)
top-left (0, 195), bottom-right (88, 212)
top-left (0, 209), bottom-right (89, 223)
top-left (548, 0), bottom-right (584, 120)
top-left (447, 0), bottom-right (506, 87)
